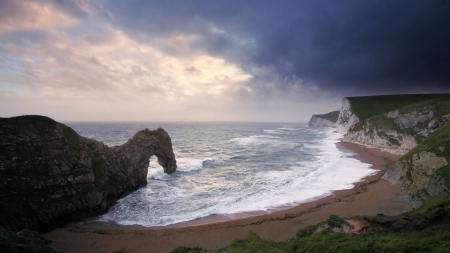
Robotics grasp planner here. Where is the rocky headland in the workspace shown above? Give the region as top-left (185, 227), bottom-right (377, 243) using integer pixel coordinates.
top-left (307, 110), bottom-right (339, 127)
top-left (314, 94), bottom-right (450, 208)
top-left (0, 115), bottom-right (177, 232)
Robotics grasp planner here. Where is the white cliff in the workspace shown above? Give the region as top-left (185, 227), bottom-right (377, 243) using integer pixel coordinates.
top-left (342, 106), bottom-right (450, 155)
top-left (336, 98), bottom-right (359, 134)
top-left (308, 116), bottom-right (336, 127)
top-left (307, 111), bottom-right (339, 127)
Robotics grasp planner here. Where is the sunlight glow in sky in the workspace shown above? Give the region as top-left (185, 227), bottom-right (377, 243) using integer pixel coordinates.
top-left (1, 1), bottom-right (449, 122)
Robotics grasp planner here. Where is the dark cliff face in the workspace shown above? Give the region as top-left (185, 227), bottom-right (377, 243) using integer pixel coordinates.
top-left (0, 115), bottom-right (177, 232)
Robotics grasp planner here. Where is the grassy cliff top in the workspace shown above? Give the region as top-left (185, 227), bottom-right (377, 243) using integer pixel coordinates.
top-left (314, 110), bottom-right (340, 122)
top-left (347, 94), bottom-right (450, 121)
top-left (350, 96), bottom-right (450, 135)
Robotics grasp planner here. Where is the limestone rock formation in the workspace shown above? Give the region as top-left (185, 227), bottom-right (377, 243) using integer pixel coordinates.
top-left (343, 101), bottom-right (450, 155)
top-left (382, 152), bottom-right (449, 208)
top-left (336, 98), bottom-right (360, 134)
top-left (308, 111), bottom-right (339, 127)
top-left (330, 94), bottom-right (450, 208)
top-left (0, 115), bottom-right (177, 231)
top-left (382, 120), bottom-right (450, 208)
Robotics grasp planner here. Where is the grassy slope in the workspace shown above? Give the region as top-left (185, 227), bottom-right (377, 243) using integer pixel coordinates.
top-left (350, 97), bottom-right (450, 143)
top-left (171, 197), bottom-right (450, 253)
top-left (0, 227), bottom-right (61, 253)
top-left (400, 121), bottom-right (450, 189)
top-left (347, 94), bottom-right (450, 121)
top-left (172, 95), bottom-right (450, 253)
top-left (314, 111), bottom-right (340, 122)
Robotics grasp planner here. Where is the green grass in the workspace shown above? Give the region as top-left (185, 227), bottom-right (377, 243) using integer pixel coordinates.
top-left (401, 121), bottom-right (450, 161)
top-left (349, 96), bottom-right (450, 146)
top-left (314, 111), bottom-right (340, 122)
top-left (347, 94), bottom-right (450, 121)
top-left (176, 225), bottom-right (450, 253)
top-left (407, 196), bottom-right (450, 215)
top-left (0, 227), bottom-right (61, 253)
top-left (437, 164), bottom-right (450, 189)
top-left (172, 199), bottom-right (450, 253)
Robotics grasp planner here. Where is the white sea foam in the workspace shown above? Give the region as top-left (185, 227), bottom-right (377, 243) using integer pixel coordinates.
top-left (277, 127), bottom-right (298, 131)
top-left (176, 158), bottom-right (205, 172)
top-left (263, 129), bottom-right (282, 134)
top-left (95, 124), bottom-right (376, 227)
top-left (147, 169), bottom-right (172, 180)
top-left (229, 135), bottom-right (281, 145)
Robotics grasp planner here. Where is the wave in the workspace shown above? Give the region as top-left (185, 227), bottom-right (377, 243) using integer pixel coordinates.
top-left (229, 135), bottom-right (281, 145)
top-left (95, 124), bottom-right (377, 228)
top-left (277, 127), bottom-right (298, 131)
top-left (175, 157), bottom-right (224, 172)
top-left (263, 129), bottom-right (283, 134)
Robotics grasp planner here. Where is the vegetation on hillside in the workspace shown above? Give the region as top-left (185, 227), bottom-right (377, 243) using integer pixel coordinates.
top-left (0, 227), bottom-right (61, 253)
top-left (314, 110), bottom-right (340, 122)
top-left (400, 121), bottom-right (450, 189)
top-left (349, 97), bottom-right (450, 146)
top-left (171, 197), bottom-right (450, 253)
top-left (347, 94), bottom-right (450, 121)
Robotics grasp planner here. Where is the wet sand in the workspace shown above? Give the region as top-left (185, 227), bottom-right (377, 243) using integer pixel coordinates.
top-left (43, 141), bottom-right (411, 253)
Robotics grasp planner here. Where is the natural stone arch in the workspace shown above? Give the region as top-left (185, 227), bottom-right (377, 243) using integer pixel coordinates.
top-left (0, 116), bottom-right (177, 231)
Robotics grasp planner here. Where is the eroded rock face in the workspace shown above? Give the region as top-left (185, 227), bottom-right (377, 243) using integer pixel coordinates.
top-left (343, 108), bottom-right (450, 155)
top-left (343, 122), bottom-right (418, 155)
top-left (307, 116), bottom-right (337, 127)
top-left (337, 98), bottom-right (360, 134)
top-left (0, 115), bottom-right (177, 231)
top-left (382, 152), bottom-right (449, 208)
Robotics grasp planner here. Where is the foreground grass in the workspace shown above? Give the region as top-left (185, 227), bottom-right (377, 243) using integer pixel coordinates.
top-left (0, 227), bottom-right (61, 253)
top-left (171, 198), bottom-right (450, 253)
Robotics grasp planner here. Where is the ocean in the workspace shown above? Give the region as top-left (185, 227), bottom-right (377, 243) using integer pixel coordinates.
top-left (65, 122), bottom-right (375, 227)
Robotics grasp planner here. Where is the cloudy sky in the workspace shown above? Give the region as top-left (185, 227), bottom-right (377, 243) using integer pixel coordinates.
top-left (1, 0), bottom-right (449, 122)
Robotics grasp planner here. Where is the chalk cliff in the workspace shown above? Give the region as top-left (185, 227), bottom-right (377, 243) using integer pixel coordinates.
top-left (0, 115), bottom-right (177, 231)
top-left (336, 94), bottom-right (450, 135)
top-left (337, 98), bottom-right (360, 134)
top-left (342, 101), bottom-right (450, 155)
top-left (308, 111), bottom-right (339, 127)
top-left (331, 94), bottom-right (450, 208)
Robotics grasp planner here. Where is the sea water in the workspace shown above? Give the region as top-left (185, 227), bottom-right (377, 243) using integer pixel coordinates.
top-left (65, 122), bottom-right (375, 227)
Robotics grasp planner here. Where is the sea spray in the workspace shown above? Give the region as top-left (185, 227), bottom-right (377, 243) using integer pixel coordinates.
top-left (66, 122), bottom-right (375, 227)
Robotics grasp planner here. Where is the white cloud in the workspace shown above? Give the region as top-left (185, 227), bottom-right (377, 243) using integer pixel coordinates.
top-left (0, 0), bottom-right (339, 122)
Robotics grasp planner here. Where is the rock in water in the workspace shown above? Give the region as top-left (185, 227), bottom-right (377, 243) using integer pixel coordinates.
top-left (0, 115), bottom-right (177, 232)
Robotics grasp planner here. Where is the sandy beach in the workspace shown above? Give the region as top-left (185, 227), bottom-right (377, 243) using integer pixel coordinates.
top-left (43, 141), bottom-right (411, 253)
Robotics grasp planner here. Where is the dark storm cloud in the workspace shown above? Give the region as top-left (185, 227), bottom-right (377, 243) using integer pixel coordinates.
top-left (105, 0), bottom-right (450, 96)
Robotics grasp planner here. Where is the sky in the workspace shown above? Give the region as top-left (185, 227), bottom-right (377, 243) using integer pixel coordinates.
top-left (1, 0), bottom-right (450, 122)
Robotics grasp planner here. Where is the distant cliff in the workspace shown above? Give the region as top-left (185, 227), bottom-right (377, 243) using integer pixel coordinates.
top-left (0, 115), bottom-right (177, 232)
top-left (308, 111), bottom-right (339, 127)
top-left (332, 94), bottom-right (450, 208)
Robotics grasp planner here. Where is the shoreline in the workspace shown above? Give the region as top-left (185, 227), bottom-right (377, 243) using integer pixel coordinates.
top-left (43, 141), bottom-right (411, 253)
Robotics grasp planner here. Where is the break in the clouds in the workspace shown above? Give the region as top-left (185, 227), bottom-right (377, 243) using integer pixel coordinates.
top-left (1, 0), bottom-right (449, 122)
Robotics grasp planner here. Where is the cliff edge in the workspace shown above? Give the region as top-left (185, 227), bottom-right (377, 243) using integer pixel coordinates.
top-left (333, 94), bottom-right (450, 208)
top-left (343, 98), bottom-right (450, 155)
top-left (308, 111), bottom-right (339, 127)
top-left (0, 115), bottom-right (177, 232)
